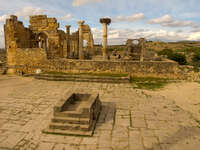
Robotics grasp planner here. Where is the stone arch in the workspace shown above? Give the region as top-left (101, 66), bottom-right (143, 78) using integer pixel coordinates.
top-left (36, 32), bottom-right (50, 58)
top-left (82, 25), bottom-right (94, 56)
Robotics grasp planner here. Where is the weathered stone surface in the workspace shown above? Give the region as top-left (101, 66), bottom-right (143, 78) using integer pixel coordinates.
top-left (16, 59), bottom-right (179, 78)
top-left (4, 14), bottom-right (95, 74)
top-left (124, 38), bottom-right (146, 61)
top-left (0, 76), bottom-right (200, 149)
top-left (43, 92), bottom-right (102, 136)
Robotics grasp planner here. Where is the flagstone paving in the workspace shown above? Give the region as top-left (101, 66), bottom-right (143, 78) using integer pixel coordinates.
top-left (0, 75), bottom-right (200, 150)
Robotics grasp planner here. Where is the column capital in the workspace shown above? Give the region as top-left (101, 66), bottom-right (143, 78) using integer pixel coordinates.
top-left (78, 21), bottom-right (85, 26)
top-left (66, 25), bottom-right (71, 28)
top-left (100, 18), bottom-right (111, 25)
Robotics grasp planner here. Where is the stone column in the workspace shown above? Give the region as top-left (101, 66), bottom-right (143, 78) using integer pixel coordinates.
top-left (100, 18), bottom-right (111, 59)
top-left (103, 23), bottom-right (107, 58)
top-left (66, 25), bottom-right (71, 58)
top-left (78, 21), bottom-right (85, 59)
top-left (139, 38), bottom-right (146, 62)
top-left (66, 25), bottom-right (71, 35)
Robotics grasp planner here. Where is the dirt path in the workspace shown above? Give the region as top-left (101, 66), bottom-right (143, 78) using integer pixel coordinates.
top-left (145, 81), bottom-right (200, 121)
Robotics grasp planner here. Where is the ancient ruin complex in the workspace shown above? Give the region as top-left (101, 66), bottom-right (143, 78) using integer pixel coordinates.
top-left (3, 15), bottom-right (179, 78)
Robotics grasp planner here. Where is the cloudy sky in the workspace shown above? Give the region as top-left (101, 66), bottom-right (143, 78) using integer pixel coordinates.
top-left (0, 0), bottom-right (200, 47)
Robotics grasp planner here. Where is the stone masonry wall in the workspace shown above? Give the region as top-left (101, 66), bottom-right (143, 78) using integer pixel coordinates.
top-left (15, 58), bottom-right (180, 78)
top-left (15, 48), bottom-right (47, 66)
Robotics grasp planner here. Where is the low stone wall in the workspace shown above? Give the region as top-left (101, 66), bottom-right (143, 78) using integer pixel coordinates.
top-left (14, 58), bottom-right (180, 78)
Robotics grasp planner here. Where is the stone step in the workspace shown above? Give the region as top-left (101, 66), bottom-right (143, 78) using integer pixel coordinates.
top-left (54, 111), bottom-right (89, 118)
top-left (49, 122), bottom-right (90, 131)
top-left (32, 74), bottom-right (130, 83)
top-left (51, 116), bottom-right (90, 124)
top-left (43, 127), bottom-right (93, 136)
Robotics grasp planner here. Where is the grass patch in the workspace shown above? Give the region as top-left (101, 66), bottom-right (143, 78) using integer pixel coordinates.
top-left (131, 76), bottom-right (171, 90)
top-left (42, 71), bottom-right (129, 78)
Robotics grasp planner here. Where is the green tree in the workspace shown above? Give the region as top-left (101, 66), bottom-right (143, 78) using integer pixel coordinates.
top-left (168, 53), bottom-right (187, 65)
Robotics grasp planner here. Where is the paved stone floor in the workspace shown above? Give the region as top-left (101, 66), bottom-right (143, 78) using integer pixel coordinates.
top-left (0, 75), bottom-right (200, 150)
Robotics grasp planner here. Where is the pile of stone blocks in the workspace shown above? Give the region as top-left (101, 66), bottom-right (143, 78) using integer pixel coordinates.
top-left (43, 92), bottom-right (102, 136)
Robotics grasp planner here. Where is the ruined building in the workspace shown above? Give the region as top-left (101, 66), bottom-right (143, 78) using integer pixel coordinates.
top-left (124, 38), bottom-right (146, 61)
top-left (4, 15), bottom-right (94, 71)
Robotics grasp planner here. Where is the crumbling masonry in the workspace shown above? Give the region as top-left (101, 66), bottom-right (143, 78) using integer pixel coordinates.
top-left (4, 15), bottom-right (94, 72)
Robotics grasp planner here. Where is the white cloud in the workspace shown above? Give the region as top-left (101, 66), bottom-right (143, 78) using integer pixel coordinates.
top-left (191, 28), bottom-right (200, 33)
top-left (58, 14), bottom-right (73, 21)
top-left (0, 6), bottom-right (45, 24)
top-left (148, 15), bottom-right (173, 24)
top-left (0, 15), bottom-right (9, 23)
top-left (188, 32), bottom-right (200, 41)
top-left (148, 14), bottom-right (196, 28)
top-left (15, 6), bottom-right (45, 20)
top-left (91, 27), bottom-right (200, 45)
top-left (113, 13), bottom-right (146, 23)
top-left (72, 0), bottom-right (104, 7)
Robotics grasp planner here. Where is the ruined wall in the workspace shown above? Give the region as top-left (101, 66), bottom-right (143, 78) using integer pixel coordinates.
top-left (29, 15), bottom-right (66, 58)
top-left (68, 31), bottom-right (79, 58)
top-left (82, 24), bottom-right (94, 55)
top-left (15, 48), bottom-right (47, 66)
top-left (4, 15), bottom-right (32, 68)
top-left (15, 59), bottom-right (180, 78)
top-left (29, 15), bottom-right (59, 32)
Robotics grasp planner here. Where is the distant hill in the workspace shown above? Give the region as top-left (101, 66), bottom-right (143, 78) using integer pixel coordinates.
top-left (95, 41), bottom-right (200, 52)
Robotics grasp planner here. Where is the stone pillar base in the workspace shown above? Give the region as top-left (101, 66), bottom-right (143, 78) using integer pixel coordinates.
top-left (102, 48), bottom-right (108, 60)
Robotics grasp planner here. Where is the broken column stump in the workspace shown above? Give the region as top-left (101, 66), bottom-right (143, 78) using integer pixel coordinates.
top-left (43, 92), bottom-right (102, 136)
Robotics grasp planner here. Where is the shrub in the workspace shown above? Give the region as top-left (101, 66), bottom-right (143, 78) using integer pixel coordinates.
top-left (158, 48), bottom-right (187, 65)
top-left (192, 52), bottom-right (200, 68)
top-left (107, 48), bottom-right (115, 52)
top-left (157, 48), bottom-right (173, 56)
top-left (192, 52), bottom-right (200, 62)
top-left (168, 53), bottom-right (187, 65)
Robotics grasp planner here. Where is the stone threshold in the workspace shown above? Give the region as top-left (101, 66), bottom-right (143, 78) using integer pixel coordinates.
top-left (23, 73), bottom-right (131, 83)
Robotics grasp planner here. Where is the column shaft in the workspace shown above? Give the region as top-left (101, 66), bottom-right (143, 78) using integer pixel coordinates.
top-left (66, 25), bottom-right (71, 58)
top-left (78, 21), bottom-right (84, 59)
top-left (102, 23), bottom-right (108, 59)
